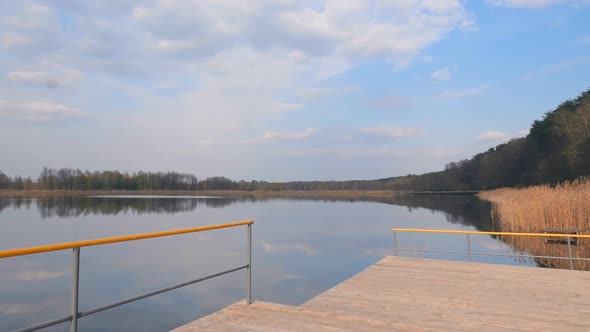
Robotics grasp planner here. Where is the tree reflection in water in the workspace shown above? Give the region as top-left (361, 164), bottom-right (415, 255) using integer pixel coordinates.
top-left (1, 194), bottom-right (586, 269)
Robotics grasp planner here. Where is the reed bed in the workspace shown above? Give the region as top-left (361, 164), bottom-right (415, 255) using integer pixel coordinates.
top-left (479, 179), bottom-right (590, 270)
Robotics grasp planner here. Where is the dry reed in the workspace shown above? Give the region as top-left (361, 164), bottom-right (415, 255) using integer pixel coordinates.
top-left (479, 179), bottom-right (590, 270)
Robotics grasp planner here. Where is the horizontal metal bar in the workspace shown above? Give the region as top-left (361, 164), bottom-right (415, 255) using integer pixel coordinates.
top-left (12, 265), bottom-right (249, 332)
top-left (470, 252), bottom-right (590, 261)
top-left (398, 248), bottom-right (467, 255)
top-left (12, 315), bottom-right (72, 332)
top-left (391, 228), bottom-right (590, 239)
top-left (0, 220), bottom-right (254, 259)
top-left (78, 264), bottom-right (248, 318)
top-left (397, 248), bottom-right (590, 261)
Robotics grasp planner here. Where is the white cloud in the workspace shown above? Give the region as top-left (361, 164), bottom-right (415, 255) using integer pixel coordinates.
top-left (0, 1), bottom-right (474, 178)
top-left (0, 100), bottom-right (85, 122)
top-left (7, 71), bottom-right (50, 83)
top-left (0, 3), bottom-right (61, 51)
top-left (487, 0), bottom-right (568, 8)
top-left (299, 85), bottom-right (358, 100)
top-left (130, 0), bottom-right (473, 68)
top-left (2, 1), bottom-right (473, 122)
top-left (0, 32), bottom-right (29, 48)
top-left (438, 86), bottom-right (487, 99)
top-left (361, 126), bottom-right (425, 138)
top-left (478, 129), bottom-right (529, 141)
top-left (7, 68), bottom-right (81, 89)
top-left (478, 130), bottom-right (508, 141)
top-left (263, 128), bottom-right (319, 140)
top-left (8, 71), bottom-right (54, 89)
top-left (274, 102), bottom-right (305, 112)
top-left (431, 67), bottom-right (452, 81)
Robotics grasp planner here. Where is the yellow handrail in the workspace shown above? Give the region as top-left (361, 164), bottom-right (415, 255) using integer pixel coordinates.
top-left (0, 219), bottom-right (254, 259)
top-left (391, 228), bottom-right (590, 238)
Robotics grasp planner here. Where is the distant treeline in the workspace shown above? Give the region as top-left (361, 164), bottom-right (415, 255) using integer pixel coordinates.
top-left (1, 88), bottom-right (589, 192)
top-left (0, 168), bottom-right (389, 191)
top-left (0, 169), bottom-right (234, 191)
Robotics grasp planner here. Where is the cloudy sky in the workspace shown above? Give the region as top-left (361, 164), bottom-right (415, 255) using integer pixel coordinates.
top-left (1, 0), bottom-right (589, 181)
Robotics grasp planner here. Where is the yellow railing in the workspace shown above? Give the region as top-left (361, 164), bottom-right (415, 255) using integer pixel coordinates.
top-left (391, 228), bottom-right (590, 238)
top-left (1, 219), bottom-right (254, 332)
top-left (0, 219), bottom-right (254, 259)
top-left (390, 228), bottom-right (589, 270)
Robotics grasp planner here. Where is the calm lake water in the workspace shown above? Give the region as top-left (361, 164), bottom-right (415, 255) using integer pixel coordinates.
top-left (0, 195), bottom-right (535, 331)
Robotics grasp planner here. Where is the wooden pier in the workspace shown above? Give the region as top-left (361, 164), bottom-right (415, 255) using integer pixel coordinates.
top-left (174, 256), bottom-right (590, 331)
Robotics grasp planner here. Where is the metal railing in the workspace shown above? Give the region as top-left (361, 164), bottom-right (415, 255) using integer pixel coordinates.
top-left (391, 228), bottom-right (590, 270)
top-left (0, 220), bottom-right (254, 332)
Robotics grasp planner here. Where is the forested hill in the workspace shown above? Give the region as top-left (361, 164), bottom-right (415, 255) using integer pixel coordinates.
top-left (1, 88), bottom-right (589, 192)
top-left (382, 87), bottom-right (590, 191)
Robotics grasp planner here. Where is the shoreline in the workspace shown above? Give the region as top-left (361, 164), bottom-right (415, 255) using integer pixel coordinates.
top-left (0, 189), bottom-right (403, 200)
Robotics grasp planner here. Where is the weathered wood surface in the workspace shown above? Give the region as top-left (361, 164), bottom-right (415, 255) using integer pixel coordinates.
top-left (173, 256), bottom-right (590, 331)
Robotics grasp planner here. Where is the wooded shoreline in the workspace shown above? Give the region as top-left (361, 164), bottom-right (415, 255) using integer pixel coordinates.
top-left (0, 189), bottom-right (403, 200)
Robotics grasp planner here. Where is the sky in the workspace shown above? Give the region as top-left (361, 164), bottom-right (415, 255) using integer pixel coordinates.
top-left (1, 0), bottom-right (590, 181)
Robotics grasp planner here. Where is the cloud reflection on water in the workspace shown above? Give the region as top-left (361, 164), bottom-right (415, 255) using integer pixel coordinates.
top-left (0, 194), bottom-right (512, 331)
top-left (262, 241), bottom-right (318, 255)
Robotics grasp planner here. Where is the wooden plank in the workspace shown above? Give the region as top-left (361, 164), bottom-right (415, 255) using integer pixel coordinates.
top-left (172, 301), bottom-right (431, 331)
top-left (173, 257), bottom-right (590, 331)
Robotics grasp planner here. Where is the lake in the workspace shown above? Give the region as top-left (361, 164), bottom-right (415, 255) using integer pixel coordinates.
top-left (0, 194), bottom-right (534, 331)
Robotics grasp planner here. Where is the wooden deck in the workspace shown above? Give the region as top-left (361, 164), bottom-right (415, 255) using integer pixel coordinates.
top-left (173, 256), bottom-right (590, 331)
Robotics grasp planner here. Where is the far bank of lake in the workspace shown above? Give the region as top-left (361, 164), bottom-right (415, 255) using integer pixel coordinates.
top-left (0, 189), bottom-right (478, 200)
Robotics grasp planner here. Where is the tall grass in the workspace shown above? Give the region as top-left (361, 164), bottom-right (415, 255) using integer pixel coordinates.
top-left (479, 179), bottom-right (590, 232)
top-left (479, 179), bottom-right (590, 270)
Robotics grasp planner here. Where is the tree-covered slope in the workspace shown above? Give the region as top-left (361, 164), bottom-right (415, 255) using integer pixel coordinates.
top-left (382, 88), bottom-right (590, 191)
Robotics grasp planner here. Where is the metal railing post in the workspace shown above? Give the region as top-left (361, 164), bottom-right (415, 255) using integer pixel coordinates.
top-left (1, 220), bottom-right (255, 332)
top-left (466, 234), bottom-right (472, 262)
top-left (71, 248), bottom-right (80, 332)
top-left (392, 231), bottom-right (398, 256)
top-left (567, 236), bottom-right (573, 270)
top-left (247, 224), bottom-right (252, 304)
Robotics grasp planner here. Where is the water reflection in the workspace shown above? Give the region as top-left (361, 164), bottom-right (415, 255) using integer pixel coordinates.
top-left (387, 194), bottom-right (495, 231)
top-left (2, 195), bottom-right (574, 268)
top-left (499, 235), bottom-right (590, 270)
top-left (386, 195), bottom-right (590, 270)
top-left (0, 195), bottom-right (494, 226)
top-left (0, 196), bottom-right (271, 221)
top-left (0, 194), bottom-right (539, 331)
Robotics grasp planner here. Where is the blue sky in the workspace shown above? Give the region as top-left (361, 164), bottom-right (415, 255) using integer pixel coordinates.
top-left (1, 0), bottom-right (589, 181)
